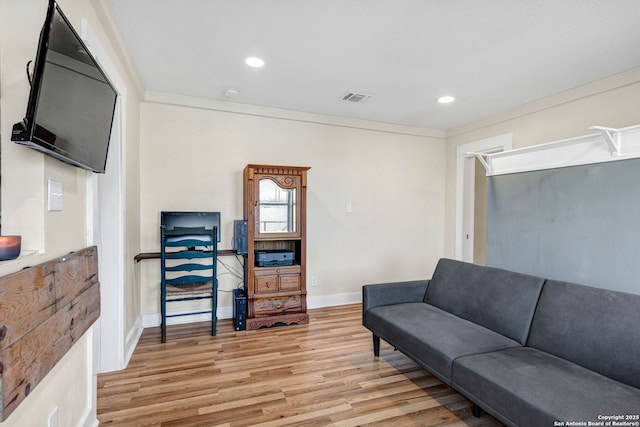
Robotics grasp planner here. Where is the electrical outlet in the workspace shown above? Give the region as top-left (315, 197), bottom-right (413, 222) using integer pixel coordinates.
top-left (48, 406), bottom-right (59, 427)
top-left (311, 276), bottom-right (318, 287)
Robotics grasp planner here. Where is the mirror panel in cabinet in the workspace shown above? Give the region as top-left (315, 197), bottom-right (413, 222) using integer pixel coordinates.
top-left (256, 176), bottom-right (300, 237)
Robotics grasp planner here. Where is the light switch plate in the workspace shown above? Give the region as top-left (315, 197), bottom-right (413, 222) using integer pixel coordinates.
top-left (48, 180), bottom-right (63, 211)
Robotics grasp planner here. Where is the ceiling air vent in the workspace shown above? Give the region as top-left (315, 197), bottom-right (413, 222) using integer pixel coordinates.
top-left (341, 91), bottom-right (373, 103)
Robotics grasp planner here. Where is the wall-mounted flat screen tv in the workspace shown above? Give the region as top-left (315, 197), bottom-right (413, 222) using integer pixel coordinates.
top-left (11, 0), bottom-right (117, 174)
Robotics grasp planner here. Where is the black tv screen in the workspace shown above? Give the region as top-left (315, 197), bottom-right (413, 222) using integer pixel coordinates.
top-left (161, 212), bottom-right (222, 243)
top-left (11, 0), bottom-right (117, 174)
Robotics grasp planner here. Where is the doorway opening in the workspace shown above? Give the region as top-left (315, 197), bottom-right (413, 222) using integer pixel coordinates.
top-left (455, 133), bottom-right (512, 263)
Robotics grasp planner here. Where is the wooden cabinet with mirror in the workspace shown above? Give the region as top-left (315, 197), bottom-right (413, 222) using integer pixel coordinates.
top-left (243, 164), bottom-right (310, 329)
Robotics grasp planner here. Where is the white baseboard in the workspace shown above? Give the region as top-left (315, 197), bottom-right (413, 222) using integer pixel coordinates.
top-left (307, 292), bottom-right (361, 309)
top-left (80, 416), bottom-right (99, 427)
top-left (141, 292), bottom-right (362, 328)
top-left (125, 315), bottom-right (144, 364)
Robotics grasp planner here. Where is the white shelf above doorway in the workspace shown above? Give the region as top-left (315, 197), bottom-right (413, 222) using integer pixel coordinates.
top-left (467, 124), bottom-right (640, 176)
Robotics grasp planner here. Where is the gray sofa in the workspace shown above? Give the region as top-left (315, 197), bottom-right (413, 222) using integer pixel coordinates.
top-left (362, 258), bottom-right (640, 426)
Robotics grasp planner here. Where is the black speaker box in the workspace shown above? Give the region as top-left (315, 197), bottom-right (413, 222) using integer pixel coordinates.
top-left (233, 288), bottom-right (247, 331)
top-left (233, 220), bottom-right (248, 255)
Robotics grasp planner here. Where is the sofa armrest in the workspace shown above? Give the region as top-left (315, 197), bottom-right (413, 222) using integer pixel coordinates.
top-left (362, 280), bottom-right (429, 313)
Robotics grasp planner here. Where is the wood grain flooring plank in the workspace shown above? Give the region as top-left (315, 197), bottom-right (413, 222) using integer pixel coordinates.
top-left (97, 304), bottom-right (503, 426)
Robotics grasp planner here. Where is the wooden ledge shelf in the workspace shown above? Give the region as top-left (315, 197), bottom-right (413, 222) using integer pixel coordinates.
top-left (134, 249), bottom-right (238, 263)
top-left (0, 247), bottom-right (100, 421)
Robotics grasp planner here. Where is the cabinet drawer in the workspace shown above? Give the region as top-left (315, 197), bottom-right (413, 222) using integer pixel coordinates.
top-left (255, 275), bottom-right (278, 293)
top-left (279, 274), bottom-right (300, 291)
top-left (254, 265), bottom-right (301, 293)
top-left (255, 265), bottom-right (301, 276)
top-left (253, 295), bottom-right (302, 317)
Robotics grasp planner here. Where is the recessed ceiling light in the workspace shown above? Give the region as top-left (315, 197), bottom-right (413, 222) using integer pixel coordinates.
top-left (245, 57), bottom-right (265, 68)
top-left (438, 95), bottom-right (455, 104)
top-left (224, 88), bottom-right (239, 98)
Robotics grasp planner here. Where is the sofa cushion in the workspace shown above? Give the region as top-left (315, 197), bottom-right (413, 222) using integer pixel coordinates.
top-left (452, 347), bottom-right (640, 427)
top-left (425, 258), bottom-right (545, 345)
top-left (527, 279), bottom-right (640, 389)
top-left (365, 302), bottom-right (522, 383)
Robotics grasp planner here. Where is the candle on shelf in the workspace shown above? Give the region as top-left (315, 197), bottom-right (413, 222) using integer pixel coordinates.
top-left (0, 236), bottom-right (21, 261)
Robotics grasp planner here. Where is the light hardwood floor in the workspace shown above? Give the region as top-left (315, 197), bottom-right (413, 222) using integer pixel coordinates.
top-left (97, 304), bottom-right (502, 426)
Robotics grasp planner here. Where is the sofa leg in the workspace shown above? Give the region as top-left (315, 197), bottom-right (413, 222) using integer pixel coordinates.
top-left (373, 334), bottom-right (380, 357)
top-left (472, 403), bottom-right (482, 418)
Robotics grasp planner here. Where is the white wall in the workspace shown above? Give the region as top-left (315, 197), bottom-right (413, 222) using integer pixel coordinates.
top-left (138, 94), bottom-right (446, 320)
top-left (0, 0), bottom-right (141, 425)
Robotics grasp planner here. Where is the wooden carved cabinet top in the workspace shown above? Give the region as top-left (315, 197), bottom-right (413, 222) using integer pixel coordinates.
top-left (245, 165), bottom-right (309, 240)
top-left (243, 164), bottom-right (310, 330)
